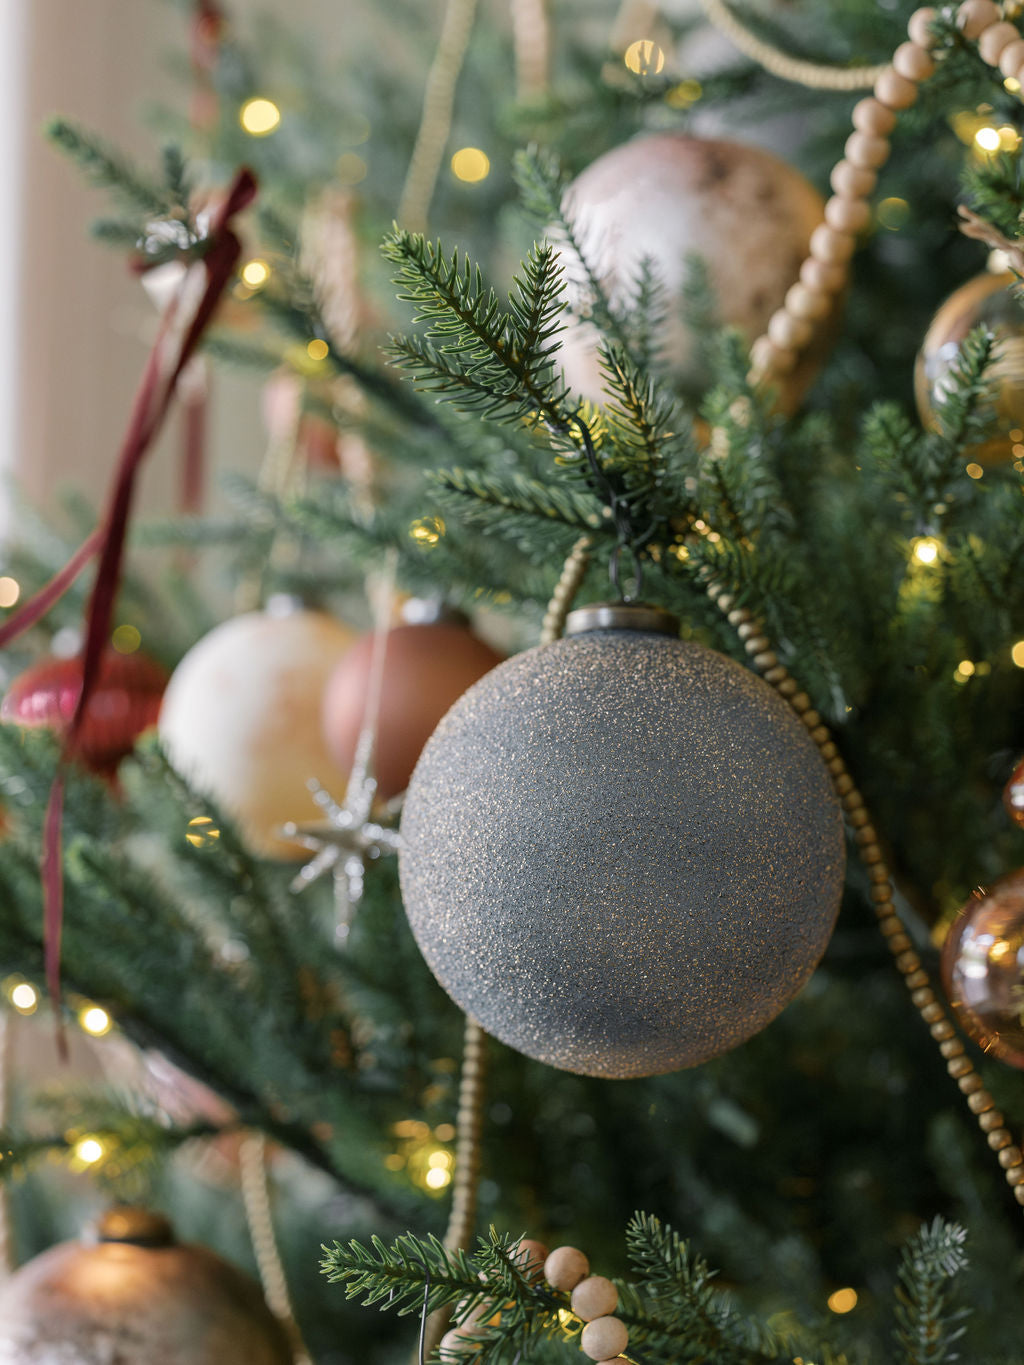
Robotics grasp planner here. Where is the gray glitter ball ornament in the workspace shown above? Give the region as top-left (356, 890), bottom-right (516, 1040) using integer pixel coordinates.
top-left (399, 605), bottom-right (845, 1078)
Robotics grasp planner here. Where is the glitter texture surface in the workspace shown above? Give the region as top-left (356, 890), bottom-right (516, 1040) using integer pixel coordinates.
top-left (399, 630), bottom-right (845, 1078)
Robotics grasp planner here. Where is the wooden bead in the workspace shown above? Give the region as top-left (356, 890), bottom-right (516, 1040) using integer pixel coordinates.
top-left (1014, 1185), bottom-right (1024, 1205)
top-left (845, 131), bottom-right (891, 169)
top-left (784, 282), bottom-right (830, 321)
top-left (939, 1037), bottom-right (964, 1058)
top-left (907, 7), bottom-right (938, 48)
top-left (893, 41), bottom-right (936, 81)
top-left (830, 159), bottom-right (877, 200)
top-left (978, 20), bottom-right (1021, 64)
top-left (544, 1245), bottom-right (590, 1292)
top-left (931, 1020), bottom-right (956, 1041)
top-left (998, 37), bottom-right (1024, 76)
top-left (874, 67), bottom-right (919, 110)
top-left (852, 97), bottom-right (897, 137)
top-left (809, 223), bottom-right (856, 266)
top-left (580, 1317), bottom-right (629, 1362)
top-left (967, 1088), bottom-right (995, 1114)
top-left (947, 1055), bottom-right (973, 1078)
top-left (767, 310), bottom-right (813, 351)
top-left (799, 256), bottom-right (846, 294)
top-left (957, 1072), bottom-right (984, 1095)
top-left (998, 1145), bottom-right (1024, 1169)
top-left (1004, 1165), bottom-right (1024, 1187)
top-left (988, 1127), bottom-right (1012, 1149)
top-left (956, 0), bottom-right (1001, 39)
top-left (896, 950), bottom-right (921, 973)
top-left (825, 196), bottom-right (871, 234)
top-left (979, 1108), bottom-right (1005, 1132)
top-left (512, 1239), bottom-right (548, 1279)
top-left (440, 1328), bottom-right (477, 1358)
top-left (905, 969), bottom-right (930, 989)
top-left (572, 1276), bottom-right (619, 1322)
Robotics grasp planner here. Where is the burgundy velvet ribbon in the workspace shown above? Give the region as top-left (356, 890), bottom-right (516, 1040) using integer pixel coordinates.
top-left (2, 167), bottom-right (257, 1041)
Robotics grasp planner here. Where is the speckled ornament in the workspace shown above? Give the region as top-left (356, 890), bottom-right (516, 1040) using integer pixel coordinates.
top-left (159, 606), bottom-right (354, 858)
top-left (941, 870), bottom-right (1024, 1070)
top-left (554, 133), bottom-right (826, 409)
top-left (399, 613), bottom-right (845, 1078)
top-left (0, 1207), bottom-right (292, 1365)
top-left (915, 271), bottom-right (1024, 463)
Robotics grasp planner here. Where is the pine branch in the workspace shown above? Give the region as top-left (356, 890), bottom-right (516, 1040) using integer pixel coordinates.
top-left (894, 1217), bottom-right (970, 1365)
top-left (321, 1231), bottom-right (485, 1316)
top-left (427, 466), bottom-right (604, 543)
top-left (382, 230), bottom-right (571, 429)
top-left (513, 143), bottom-right (635, 358)
top-left (46, 117), bottom-right (172, 218)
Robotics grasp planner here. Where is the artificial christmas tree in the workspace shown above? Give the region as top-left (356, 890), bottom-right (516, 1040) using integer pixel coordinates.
top-left (3, 1), bottom-right (1024, 1362)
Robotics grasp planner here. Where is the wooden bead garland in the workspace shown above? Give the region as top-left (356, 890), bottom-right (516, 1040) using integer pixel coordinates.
top-left (439, 1239), bottom-right (632, 1363)
top-left (747, 0), bottom-right (1024, 442)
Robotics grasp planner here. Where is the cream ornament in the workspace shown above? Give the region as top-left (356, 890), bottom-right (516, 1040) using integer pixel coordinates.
top-left (159, 604), bottom-right (355, 858)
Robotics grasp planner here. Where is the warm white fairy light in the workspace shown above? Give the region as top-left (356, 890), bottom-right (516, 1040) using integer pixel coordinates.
top-left (80, 1005), bottom-right (112, 1037)
top-left (111, 624), bottom-right (141, 654)
top-left (240, 97), bottom-right (281, 136)
top-left (240, 259), bottom-right (270, 289)
top-left (624, 38), bottom-right (665, 74)
top-left (911, 536), bottom-right (941, 565)
top-left (1012, 640), bottom-right (1024, 668)
top-left (9, 982), bottom-right (37, 1014)
top-left (827, 1288), bottom-right (858, 1314)
top-left (974, 125), bottom-right (1001, 152)
top-left (451, 147), bottom-right (490, 183)
top-left (74, 1137), bottom-right (105, 1165)
top-left (0, 576), bottom-right (19, 608)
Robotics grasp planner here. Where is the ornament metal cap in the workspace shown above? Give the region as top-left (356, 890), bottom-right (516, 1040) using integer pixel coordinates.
top-left (94, 1207), bottom-right (175, 1247)
top-left (564, 601), bottom-right (680, 637)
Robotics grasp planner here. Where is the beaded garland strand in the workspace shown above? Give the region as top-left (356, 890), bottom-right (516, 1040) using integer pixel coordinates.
top-left (726, 1), bottom-right (1024, 1213)
top-left (439, 1237), bottom-right (630, 1364)
top-left (748, 3), bottom-right (1020, 393)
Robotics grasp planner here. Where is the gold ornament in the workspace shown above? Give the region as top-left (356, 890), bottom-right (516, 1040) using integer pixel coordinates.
top-left (915, 270), bottom-right (1024, 462)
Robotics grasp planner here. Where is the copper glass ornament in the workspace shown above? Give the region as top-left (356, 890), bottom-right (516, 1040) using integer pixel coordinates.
top-left (941, 869), bottom-right (1024, 1069)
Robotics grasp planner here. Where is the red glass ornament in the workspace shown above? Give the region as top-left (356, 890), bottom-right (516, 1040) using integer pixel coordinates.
top-left (322, 621), bottom-right (504, 799)
top-left (941, 869), bottom-right (1024, 1069)
top-left (1004, 756), bottom-right (1024, 827)
top-left (0, 649), bottom-right (168, 777)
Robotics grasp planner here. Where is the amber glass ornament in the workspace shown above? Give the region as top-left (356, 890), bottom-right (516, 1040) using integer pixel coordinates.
top-left (321, 615), bottom-right (504, 799)
top-left (0, 649), bottom-right (168, 777)
top-left (941, 870), bottom-right (1024, 1069)
top-left (0, 1207), bottom-right (292, 1364)
top-left (1003, 755), bottom-right (1024, 827)
top-left (915, 271), bottom-right (1024, 463)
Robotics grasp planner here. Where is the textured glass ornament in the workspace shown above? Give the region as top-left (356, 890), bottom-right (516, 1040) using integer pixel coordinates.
top-left (915, 271), bottom-right (1024, 463)
top-left (553, 133), bottom-right (826, 411)
top-left (941, 870), bottom-right (1024, 1070)
top-left (0, 1207), bottom-right (292, 1364)
top-left (399, 612), bottom-right (845, 1079)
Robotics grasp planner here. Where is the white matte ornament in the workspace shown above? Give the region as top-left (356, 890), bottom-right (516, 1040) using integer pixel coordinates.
top-left (552, 133), bottom-right (825, 411)
top-left (159, 608), bottom-right (355, 858)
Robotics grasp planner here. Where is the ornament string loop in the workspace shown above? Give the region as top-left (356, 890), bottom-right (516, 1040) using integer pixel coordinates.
top-left (560, 413), bottom-right (643, 601)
